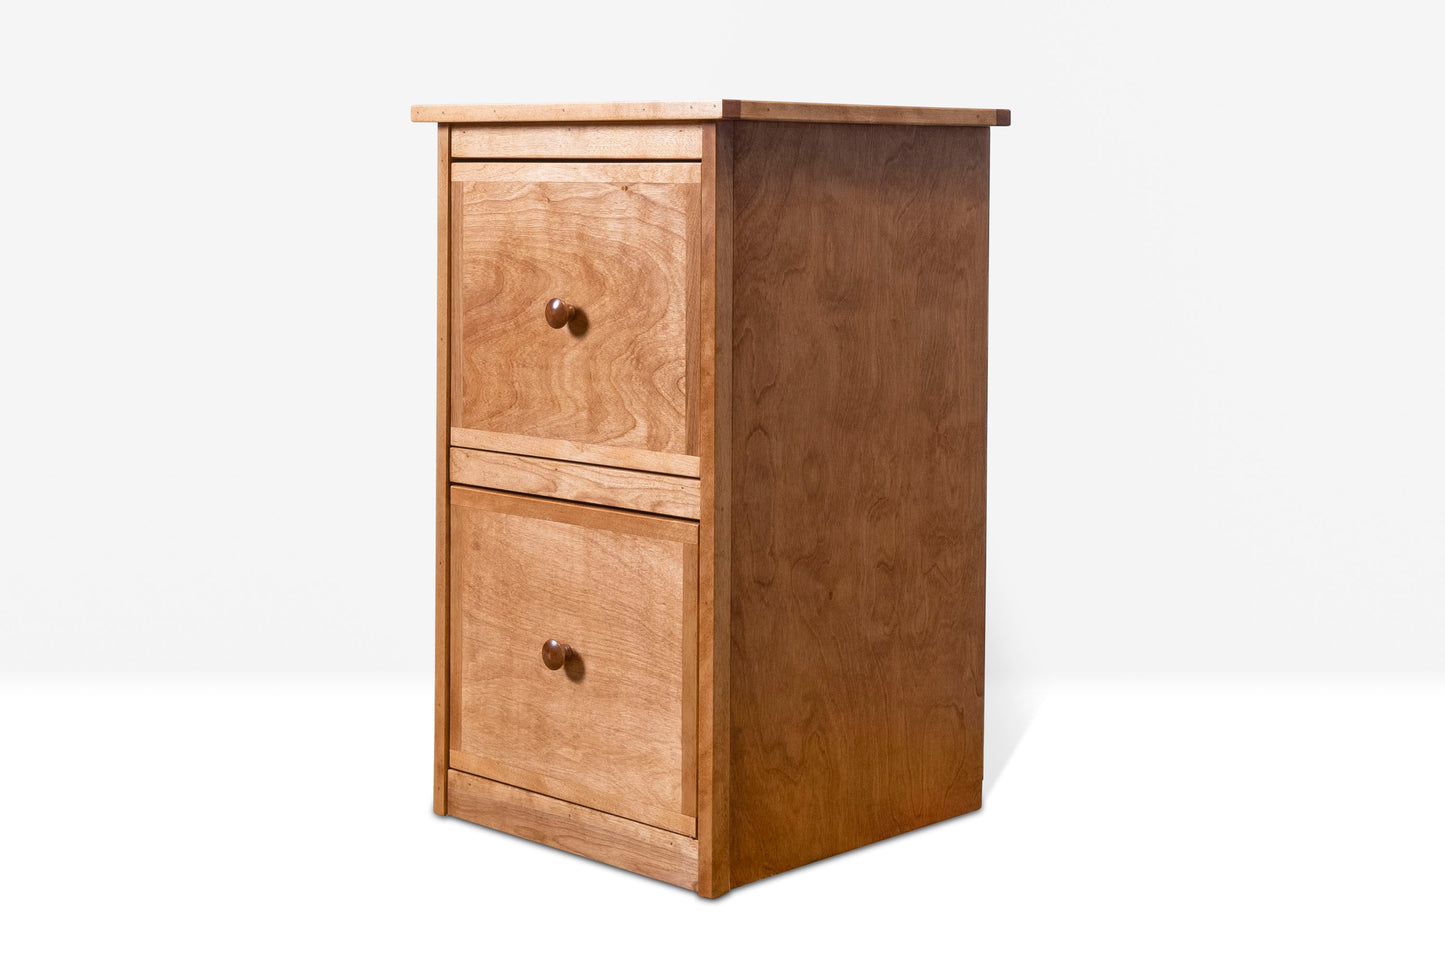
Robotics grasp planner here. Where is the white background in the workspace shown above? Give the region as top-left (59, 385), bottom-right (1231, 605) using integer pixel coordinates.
top-left (2, 1), bottom-right (1441, 959)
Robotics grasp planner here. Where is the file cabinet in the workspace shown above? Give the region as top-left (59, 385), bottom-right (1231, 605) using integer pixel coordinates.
top-left (412, 100), bottom-right (1009, 896)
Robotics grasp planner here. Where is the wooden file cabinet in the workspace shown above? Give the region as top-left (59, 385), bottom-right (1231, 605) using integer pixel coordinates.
top-left (412, 100), bottom-right (1009, 896)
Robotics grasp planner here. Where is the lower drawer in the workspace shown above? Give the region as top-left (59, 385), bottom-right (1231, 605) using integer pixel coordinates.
top-left (448, 486), bottom-right (698, 836)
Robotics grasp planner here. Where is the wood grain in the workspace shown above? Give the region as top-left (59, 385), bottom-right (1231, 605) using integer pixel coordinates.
top-left (422, 109), bottom-right (1004, 894)
top-left (727, 122), bottom-right (990, 886)
top-left (434, 123), bottom-right (451, 816)
top-left (451, 123), bottom-right (705, 159)
top-left (449, 487), bottom-right (698, 833)
top-left (452, 161), bottom-right (699, 183)
top-left (450, 749), bottom-right (695, 837)
top-left (450, 428), bottom-right (700, 478)
top-left (447, 769), bottom-right (699, 890)
top-left (450, 447), bottom-right (701, 518)
top-left (414, 101), bottom-right (1009, 127)
top-left (680, 543), bottom-right (699, 822)
top-left (451, 162), bottom-right (700, 464)
top-left (695, 121), bottom-right (733, 899)
top-left (417, 102), bottom-right (728, 124)
top-left (732, 101), bottom-right (1009, 127)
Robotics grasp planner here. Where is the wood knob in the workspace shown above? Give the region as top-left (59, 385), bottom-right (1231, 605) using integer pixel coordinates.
top-left (542, 639), bottom-right (572, 670)
top-left (545, 298), bottom-right (577, 329)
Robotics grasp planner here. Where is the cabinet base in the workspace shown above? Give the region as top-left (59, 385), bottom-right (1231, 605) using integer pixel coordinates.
top-left (445, 769), bottom-right (699, 892)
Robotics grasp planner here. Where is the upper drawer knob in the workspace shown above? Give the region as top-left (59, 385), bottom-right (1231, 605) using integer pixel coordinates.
top-left (545, 298), bottom-right (577, 329)
top-left (542, 639), bottom-right (573, 670)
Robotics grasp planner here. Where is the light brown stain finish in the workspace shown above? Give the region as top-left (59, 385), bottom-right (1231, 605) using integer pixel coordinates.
top-left (451, 162), bottom-right (700, 465)
top-left (726, 121), bottom-right (990, 886)
top-left (449, 447), bottom-right (701, 518)
top-left (416, 106), bottom-right (1001, 896)
top-left (449, 487), bottom-right (698, 835)
top-left (434, 122), bottom-right (451, 816)
top-left (449, 427), bottom-right (700, 478)
top-left (447, 770), bottom-right (699, 890)
top-left (451, 123), bottom-right (706, 159)
top-left (449, 749), bottom-right (695, 838)
top-left (695, 120), bottom-right (733, 898)
top-left (414, 100), bottom-right (1009, 127)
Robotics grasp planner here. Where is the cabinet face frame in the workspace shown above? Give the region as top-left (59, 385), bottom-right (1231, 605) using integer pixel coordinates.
top-left (434, 124), bottom-right (452, 817)
top-left (694, 120), bottom-right (732, 898)
top-left (435, 123), bottom-right (726, 892)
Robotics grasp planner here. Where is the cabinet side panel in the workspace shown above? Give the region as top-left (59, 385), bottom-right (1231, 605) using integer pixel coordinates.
top-left (435, 123), bottom-right (452, 815)
top-left (729, 122), bottom-right (988, 885)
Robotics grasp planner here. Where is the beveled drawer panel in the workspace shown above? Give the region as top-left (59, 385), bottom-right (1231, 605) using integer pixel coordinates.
top-left (450, 161), bottom-right (700, 473)
top-left (448, 487), bottom-right (698, 836)
top-left (450, 447), bottom-right (701, 519)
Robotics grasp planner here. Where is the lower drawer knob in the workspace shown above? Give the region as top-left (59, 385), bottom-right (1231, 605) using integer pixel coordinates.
top-left (545, 298), bottom-right (577, 329)
top-left (542, 639), bottom-right (573, 670)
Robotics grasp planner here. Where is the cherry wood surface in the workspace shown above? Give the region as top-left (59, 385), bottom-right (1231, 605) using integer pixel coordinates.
top-left (447, 769), bottom-right (699, 889)
top-left (451, 162), bottom-right (700, 466)
top-left (450, 122), bottom-right (706, 159)
top-left (695, 121), bottom-right (733, 898)
top-left (414, 100), bottom-right (1010, 127)
top-left (449, 446), bottom-right (701, 519)
top-left (725, 121), bottom-right (990, 886)
top-left (450, 427), bottom-right (700, 478)
top-left (434, 123), bottom-right (452, 815)
top-left (449, 487), bottom-right (698, 835)
top-left (422, 107), bottom-right (1001, 896)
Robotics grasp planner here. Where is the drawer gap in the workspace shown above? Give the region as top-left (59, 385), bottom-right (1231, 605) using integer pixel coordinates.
top-left (450, 479), bottom-right (700, 525)
top-left (459, 444), bottom-right (700, 480)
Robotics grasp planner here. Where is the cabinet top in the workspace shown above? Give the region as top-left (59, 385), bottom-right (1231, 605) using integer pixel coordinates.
top-left (410, 100), bottom-right (1010, 127)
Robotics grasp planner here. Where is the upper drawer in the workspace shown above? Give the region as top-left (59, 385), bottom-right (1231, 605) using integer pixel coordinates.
top-left (450, 162), bottom-right (700, 477)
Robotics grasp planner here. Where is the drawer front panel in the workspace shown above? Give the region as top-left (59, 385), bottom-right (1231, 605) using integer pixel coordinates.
top-left (449, 487), bottom-right (698, 835)
top-left (451, 162), bottom-right (700, 473)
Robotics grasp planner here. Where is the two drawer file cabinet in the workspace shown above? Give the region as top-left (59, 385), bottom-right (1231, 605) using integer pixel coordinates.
top-left (412, 100), bottom-right (1009, 896)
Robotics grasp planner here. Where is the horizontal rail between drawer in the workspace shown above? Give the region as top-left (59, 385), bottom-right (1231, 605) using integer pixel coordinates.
top-left (450, 428), bottom-right (700, 478)
top-left (450, 447), bottom-right (701, 519)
